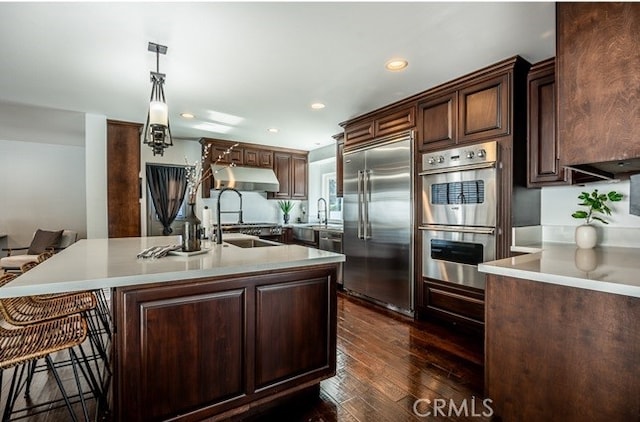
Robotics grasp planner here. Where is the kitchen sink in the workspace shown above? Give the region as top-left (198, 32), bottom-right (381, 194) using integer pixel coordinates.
top-left (292, 226), bottom-right (316, 243)
top-left (224, 239), bottom-right (282, 248)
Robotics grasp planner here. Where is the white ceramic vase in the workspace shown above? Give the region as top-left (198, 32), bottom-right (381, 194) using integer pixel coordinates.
top-left (575, 224), bottom-right (597, 249)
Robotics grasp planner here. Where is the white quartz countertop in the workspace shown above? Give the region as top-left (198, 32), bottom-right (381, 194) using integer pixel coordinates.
top-left (0, 234), bottom-right (345, 298)
top-left (479, 243), bottom-right (640, 298)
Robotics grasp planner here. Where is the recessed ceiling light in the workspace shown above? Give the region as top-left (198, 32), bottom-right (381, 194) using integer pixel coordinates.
top-left (268, 128), bottom-right (279, 133)
top-left (180, 112), bottom-right (195, 119)
top-left (311, 103), bottom-right (325, 110)
top-left (385, 59), bottom-right (408, 71)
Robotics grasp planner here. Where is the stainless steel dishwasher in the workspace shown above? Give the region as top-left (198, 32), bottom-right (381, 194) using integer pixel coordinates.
top-left (318, 230), bottom-right (343, 285)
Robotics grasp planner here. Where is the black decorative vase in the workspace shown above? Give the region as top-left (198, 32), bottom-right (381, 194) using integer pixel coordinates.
top-left (182, 203), bottom-right (202, 252)
top-left (283, 213), bottom-right (290, 224)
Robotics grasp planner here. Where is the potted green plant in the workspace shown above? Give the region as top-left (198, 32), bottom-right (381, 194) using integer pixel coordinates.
top-left (277, 200), bottom-right (295, 224)
top-left (571, 189), bottom-right (623, 248)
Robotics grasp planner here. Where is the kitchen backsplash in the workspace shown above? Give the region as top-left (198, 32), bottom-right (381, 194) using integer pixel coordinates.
top-left (201, 191), bottom-right (306, 225)
top-left (541, 179), bottom-right (640, 228)
top-left (511, 179), bottom-right (640, 249)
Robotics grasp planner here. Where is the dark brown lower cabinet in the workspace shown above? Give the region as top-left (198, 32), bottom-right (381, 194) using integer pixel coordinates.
top-left (113, 265), bottom-right (337, 421)
top-left (419, 278), bottom-right (484, 332)
top-left (486, 275), bottom-right (640, 421)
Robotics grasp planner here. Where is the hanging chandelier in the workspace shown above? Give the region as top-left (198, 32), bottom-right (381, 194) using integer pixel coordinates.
top-left (143, 42), bottom-right (173, 156)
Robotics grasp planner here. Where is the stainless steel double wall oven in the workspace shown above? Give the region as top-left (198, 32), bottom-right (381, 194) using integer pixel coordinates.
top-left (419, 141), bottom-right (498, 290)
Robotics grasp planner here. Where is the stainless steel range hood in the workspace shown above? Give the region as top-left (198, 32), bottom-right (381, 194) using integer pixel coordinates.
top-left (211, 164), bottom-right (280, 192)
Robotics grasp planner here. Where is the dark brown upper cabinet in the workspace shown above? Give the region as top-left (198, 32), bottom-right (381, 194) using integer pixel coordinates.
top-left (291, 154), bottom-right (308, 199)
top-left (244, 148), bottom-right (273, 168)
top-left (417, 62), bottom-right (516, 152)
top-left (344, 105), bottom-right (414, 151)
top-left (527, 58), bottom-right (569, 186)
top-left (557, 3), bottom-right (640, 168)
top-left (268, 152), bottom-right (308, 200)
top-left (211, 145), bottom-right (243, 166)
top-left (270, 153), bottom-right (292, 200)
top-left (200, 138), bottom-right (307, 199)
top-left (417, 91), bottom-right (457, 151)
top-left (458, 74), bottom-right (509, 143)
top-left (344, 119), bottom-right (374, 147)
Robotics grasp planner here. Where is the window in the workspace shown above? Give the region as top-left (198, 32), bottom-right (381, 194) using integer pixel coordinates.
top-left (322, 172), bottom-right (342, 221)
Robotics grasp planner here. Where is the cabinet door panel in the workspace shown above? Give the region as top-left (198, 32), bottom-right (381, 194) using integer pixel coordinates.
top-left (557, 3), bottom-right (640, 166)
top-left (259, 150), bottom-right (273, 168)
top-left (375, 106), bottom-right (415, 138)
top-left (291, 154), bottom-right (307, 199)
top-left (418, 92), bottom-right (457, 151)
top-left (345, 120), bottom-right (374, 147)
top-left (119, 289), bottom-right (245, 421)
top-left (458, 74), bottom-right (509, 142)
top-left (528, 60), bottom-right (569, 186)
top-left (244, 149), bottom-right (260, 167)
top-left (212, 146), bottom-right (244, 165)
top-left (271, 153), bottom-right (291, 199)
top-left (255, 278), bottom-right (330, 388)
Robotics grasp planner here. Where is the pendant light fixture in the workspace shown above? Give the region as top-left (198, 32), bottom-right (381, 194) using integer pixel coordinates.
top-left (143, 42), bottom-right (172, 156)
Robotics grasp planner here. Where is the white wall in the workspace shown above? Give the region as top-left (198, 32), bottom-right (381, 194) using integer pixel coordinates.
top-left (85, 113), bottom-right (108, 239)
top-left (0, 102), bottom-right (87, 248)
top-left (0, 139), bottom-right (87, 247)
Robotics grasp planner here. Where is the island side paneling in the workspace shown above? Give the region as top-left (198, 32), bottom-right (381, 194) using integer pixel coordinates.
top-left (485, 274), bottom-right (640, 421)
top-left (113, 264), bottom-right (337, 422)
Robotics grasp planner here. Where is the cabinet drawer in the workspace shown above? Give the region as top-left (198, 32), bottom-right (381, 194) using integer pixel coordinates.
top-left (458, 74), bottom-right (509, 143)
top-left (425, 282), bottom-right (484, 323)
top-left (375, 106), bottom-right (415, 138)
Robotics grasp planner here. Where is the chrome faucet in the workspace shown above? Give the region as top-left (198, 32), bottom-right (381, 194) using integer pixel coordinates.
top-left (216, 188), bottom-right (243, 244)
top-left (317, 197), bottom-right (328, 226)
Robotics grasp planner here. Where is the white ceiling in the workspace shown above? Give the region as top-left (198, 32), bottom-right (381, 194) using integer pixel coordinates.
top-left (0, 2), bottom-right (555, 151)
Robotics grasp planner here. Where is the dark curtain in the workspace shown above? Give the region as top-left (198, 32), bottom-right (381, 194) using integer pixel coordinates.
top-left (146, 165), bottom-right (188, 235)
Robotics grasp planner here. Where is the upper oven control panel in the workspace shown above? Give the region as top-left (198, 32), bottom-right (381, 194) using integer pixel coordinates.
top-left (421, 141), bottom-right (497, 172)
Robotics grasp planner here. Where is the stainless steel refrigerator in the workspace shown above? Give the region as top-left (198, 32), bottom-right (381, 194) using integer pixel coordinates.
top-left (343, 132), bottom-right (413, 314)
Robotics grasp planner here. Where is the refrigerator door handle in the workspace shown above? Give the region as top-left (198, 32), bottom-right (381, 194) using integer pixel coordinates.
top-left (363, 169), bottom-right (371, 239)
top-left (357, 170), bottom-right (363, 239)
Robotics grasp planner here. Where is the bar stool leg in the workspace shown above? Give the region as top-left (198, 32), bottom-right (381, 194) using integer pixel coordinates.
top-left (68, 349), bottom-right (90, 421)
top-left (45, 355), bottom-right (79, 422)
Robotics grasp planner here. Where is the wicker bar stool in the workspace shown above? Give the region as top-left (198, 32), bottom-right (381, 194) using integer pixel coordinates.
top-left (0, 274), bottom-right (111, 407)
top-left (0, 274), bottom-right (110, 365)
top-left (0, 313), bottom-right (92, 421)
top-left (18, 260), bottom-right (113, 342)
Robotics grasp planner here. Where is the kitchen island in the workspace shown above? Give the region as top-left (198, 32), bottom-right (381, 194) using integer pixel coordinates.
top-left (1, 235), bottom-right (345, 421)
top-left (479, 244), bottom-right (640, 421)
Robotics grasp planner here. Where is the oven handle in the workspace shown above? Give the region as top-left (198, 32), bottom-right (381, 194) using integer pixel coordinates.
top-left (418, 161), bottom-right (496, 176)
top-left (419, 225), bottom-right (495, 235)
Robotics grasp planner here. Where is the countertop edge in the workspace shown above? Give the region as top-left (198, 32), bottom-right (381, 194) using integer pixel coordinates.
top-left (479, 247), bottom-right (640, 298)
top-left (0, 255), bottom-right (345, 298)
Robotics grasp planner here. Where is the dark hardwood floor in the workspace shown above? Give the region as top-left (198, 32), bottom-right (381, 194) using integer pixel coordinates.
top-left (1, 292), bottom-right (486, 421)
top-left (244, 292), bottom-right (486, 421)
